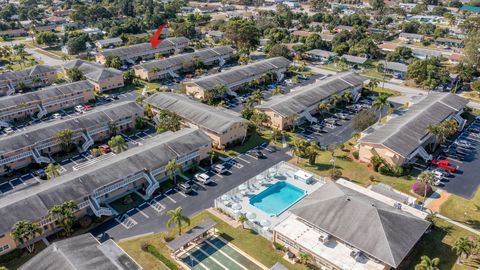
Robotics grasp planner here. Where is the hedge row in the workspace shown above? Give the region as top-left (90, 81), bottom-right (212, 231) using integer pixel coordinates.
top-left (146, 245), bottom-right (179, 270)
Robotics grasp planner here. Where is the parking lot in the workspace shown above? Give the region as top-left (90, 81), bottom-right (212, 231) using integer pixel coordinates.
top-left (432, 117), bottom-right (480, 198)
top-left (91, 143), bottom-right (290, 240)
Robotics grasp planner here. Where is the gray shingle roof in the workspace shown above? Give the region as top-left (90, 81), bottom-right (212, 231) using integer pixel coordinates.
top-left (167, 219), bottom-right (216, 251)
top-left (100, 37), bottom-right (190, 59)
top-left (134, 46), bottom-right (234, 72)
top-left (341, 54), bottom-right (368, 64)
top-left (256, 72), bottom-right (366, 117)
top-left (411, 47), bottom-right (442, 58)
top-left (96, 37), bottom-right (123, 46)
top-left (305, 49), bottom-right (337, 58)
top-left (290, 181), bottom-right (430, 268)
top-left (0, 101), bottom-right (142, 155)
top-left (381, 61), bottom-right (408, 73)
top-left (63, 60), bottom-right (122, 82)
top-left (435, 37), bottom-right (463, 44)
top-left (0, 65), bottom-right (56, 81)
top-left (146, 92), bottom-right (247, 134)
top-left (399, 32), bottom-right (424, 39)
top-left (187, 57), bottom-right (291, 91)
top-left (360, 93), bottom-right (467, 158)
top-left (20, 234), bottom-right (142, 270)
top-left (0, 128), bottom-right (211, 233)
top-left (0, 80), bottom-right (94, 111)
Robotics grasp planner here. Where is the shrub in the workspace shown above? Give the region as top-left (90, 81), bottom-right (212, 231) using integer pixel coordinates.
top-left (412, 181), bottom-right (433, 197)
top-left (330, 168), bottom-right (343, 180)
top-left (379, 164), bottom-right (405, 177)
top-left (370, 155), bottom-right (384, 172)
top-left (78, 215), bottom-right (93, 228)
top-left (146, 245), bottom-right (179, 270)
top-left (352, 150), bottom-right (359, 160)
top-left (273, 242), bottom-right (286, 251)
top-left (0, 248), bottom-right (23, 264)
top-left (90, 148), bottom-right (101, 157)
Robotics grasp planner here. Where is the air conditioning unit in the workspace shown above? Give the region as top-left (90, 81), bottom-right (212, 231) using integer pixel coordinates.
top-left (319, 233), bottom-right (330, 244)
top-left (350, 249), bottom-right (360, 258)
top-left (393, 202), bottom-right (402, 210)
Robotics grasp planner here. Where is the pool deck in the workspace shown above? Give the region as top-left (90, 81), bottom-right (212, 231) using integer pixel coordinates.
top-left (215, 162), bottom-right (325, 239)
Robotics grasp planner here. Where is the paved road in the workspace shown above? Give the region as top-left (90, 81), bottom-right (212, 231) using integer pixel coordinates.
top-left (25, 48), bottom-right (64, 66)
top-left (90, 147), bottom-right (291, 241)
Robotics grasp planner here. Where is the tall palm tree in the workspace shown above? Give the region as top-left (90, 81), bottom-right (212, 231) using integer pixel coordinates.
top-left (45, 163), bottom-right (61, 180)
top-left (286, 113), bottom-right (298, 132)
top-left (238, 213), bottom-right (248, 229)
top-left (372, 93), bottom-right (393, 120)
top-left (292, 138), bottom-right (305, 164)
top-left (318, 102), bottom-right (332, 118)
top-left (48, 201), bottom-right (78, 236)
top-left (55, 129), bottom-right (74, 152)
top-left (426, 124), bottom-right (447, 152)
top-left (108, 135), bottom-right (128, 153)
top-left (110, 56), bottom-right (122, 69)
top-left (251, 89), bottom-right (264, 105)
top-left (452, 237), bottom-right (474, 263)
top-left (165, 159), bottom-right (183, 185)
top-left (272, 86), bottom-right (284, 96)
top-left (61, 53), bottom-right (70, 62)
top-left (367, 78), bottom-right (380, 90)
top-left (305, 141), bottom-right (321, 165)
top-left (342, 92), bottom-right (353, 104)
top-left (272, 128), bottom-right (281, 143)
top-left (209, 151), bottom-right (216, 165)
top-left (166, 207), bottom-right (190, 235)
top-left (417, 171), bottom-right (437, 207)
top-left (415, 256), bottom-right (440, 270)
top-left (329, 94), bottom-right (342, 107)
top-left (11, 220), bottom-right (41, 253)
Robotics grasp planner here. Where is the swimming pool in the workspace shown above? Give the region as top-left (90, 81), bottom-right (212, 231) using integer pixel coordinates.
top-left (249, 182), bottom-right (306, 216)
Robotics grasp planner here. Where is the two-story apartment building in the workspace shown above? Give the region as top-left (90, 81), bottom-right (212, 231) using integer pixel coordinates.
top-left (256, 72), bottom-right (366, 130)
top-left (0, 65), bottom-right (57, 96)
top-left (358, 93), bottom-right (467, 166)
top-left (133, 46), bottom-right (234, 81)
top-left (146, 93), bottom-right (248, 147)
top-left (0, 101), bottom-right (143, 174)
top-left (62, 60), bottom-right (124, 92)
top-left (95, 37), bottom-right (190, 65)
top-left (0, 128), bottom-right (211, 255)
top-left (184, 57), bottom-right (291, 99)
top-left (0, 80), bottom-right (95, 123)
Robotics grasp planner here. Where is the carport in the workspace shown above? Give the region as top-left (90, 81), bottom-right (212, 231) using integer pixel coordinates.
top-left (167, 219), bottom-right (217, 258)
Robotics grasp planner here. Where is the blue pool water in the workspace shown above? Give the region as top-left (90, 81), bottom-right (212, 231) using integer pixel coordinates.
top-left (249, 182), bottom-right (306, 216)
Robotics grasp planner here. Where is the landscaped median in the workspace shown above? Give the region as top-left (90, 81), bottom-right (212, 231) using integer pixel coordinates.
top-left (118, 211), bottom-right (307, 270)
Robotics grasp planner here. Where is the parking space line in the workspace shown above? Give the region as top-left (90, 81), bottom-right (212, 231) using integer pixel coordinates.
top-left (136, 208), bottom-right (150, 218)
top-left (164, 194), bottom-right (177, 203)
top-left (245, 153), bottom-right (258, 160)
top-left (175, 188), bottom-right (188, 198)
top-left (215, 173), bottom-right (223, 179)
top-left (235, 156), bottom-right (250, 164)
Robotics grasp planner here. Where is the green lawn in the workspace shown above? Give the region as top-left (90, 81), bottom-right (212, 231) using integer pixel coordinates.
top-left (109, 192), bottom-right (145, 214)
top-left (440, 190), bottom-right (480, 231)
top-left (369, 85), bottom-right (401, 96)
top-left (360, 67), bottom-right (393, 81)
top-left (224, 131), bottom-right (269, 156)
top-left (119, 211), bottom-right (307, 270)
top-left (319, 63), bottom-right (348, 72)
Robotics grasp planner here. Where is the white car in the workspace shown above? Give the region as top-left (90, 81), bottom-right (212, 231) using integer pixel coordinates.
top-left (3, 127), bottom-right (14, 135)
top-left (74, 105), bottom-right (84, 113)
top-left (52, 113), bottom-right (62, 119)
top-left (195, 173), bottom-right (212, 184)
top-left (212, 164), bottom-right (227, 174)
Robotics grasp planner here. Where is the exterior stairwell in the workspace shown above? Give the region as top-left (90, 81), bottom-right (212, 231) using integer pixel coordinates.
top-left (167, 69), bottom-right (180, 78)
top-left (300, 111), bottom-right (318, 124)
top-left (217, 57), bottom-right (226, 66)
top-left (6, 82), bottom-right (15, 96)
top-left (0, 120), bottom-right (10, 128)
top-left (144, 171), bottom-right (159, 199)
top-left (88, 196), bottom-right (115, 217)
top-left (32, 148), bottom-right (51, 164)
top-left (36, 104), bottom-right (47, 119)
top-left (81, 131), bottom-right (94, 153)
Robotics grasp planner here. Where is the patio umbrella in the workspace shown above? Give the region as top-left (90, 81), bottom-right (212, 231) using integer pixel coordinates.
top-left (256, 175), bottom-right (265, 181)
top-left (238, 184), bottom-right (248, 190)
top-left (221, 194), bottom-right (231, 201)
top-left (246, 212), bottom-right (257, 220)
top-left (231, 203), bottom-right (242, 211)
top-left (260, 219), bottom-right (271, 227)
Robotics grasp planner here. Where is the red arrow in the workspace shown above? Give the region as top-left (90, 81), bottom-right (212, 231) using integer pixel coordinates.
top-left (149, 23), bottom-right (168, 49)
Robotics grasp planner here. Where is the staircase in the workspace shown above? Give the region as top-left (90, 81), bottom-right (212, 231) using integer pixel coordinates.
top-left (217, 57), bottom-right (226, 67)
top-left (6, 82), bottom-right (15, 96)
top-left (353, 92), bottom-right (361, 103)
top-left (31, 148), bottom-right (51, 164)
top-left (144, 171), bottom-right (159, 199)
top-left (225, 87), bottom-right (238, 97)
top-left (408, 146), bottom-right (432, 162)
top-left (300, 111), bottom-right (318, 124)
top-left (81, 131), bottom-right (94, 153)
top-left (36, 104), bottom-right (47, 119)
top-left (167, 69), bottom-right (180, 78)
top-left (0, 120), bottom-right (10, 128)
top-left (88, 196), bottom-right (115, 217)
top-left (276, 70), bottom-right (284, 82)
top-left (453, 114), bottom-right (466, 130)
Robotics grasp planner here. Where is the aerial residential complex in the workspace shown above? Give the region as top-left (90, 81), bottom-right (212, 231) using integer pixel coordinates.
top-left (0, 101), bottom-right (143, 174)
top-left (256, 72), bottom-right (366, 130)
top-left (274, 179), bottom-right (430, 270)
top-left (133, 46), bottom-right (235, 81)
top-left (0, 65), bottom-right (57, 96)
top-left (0, 128), bottom-right (211, 255)
top-left (20, 234), bottom-right (143, 270)
top-left (0, 80), bottom-right (95, 123)
top-left (146, 92), bottom-right (248, 147)
top-left (359, 93), bottom-right (467, 166)
top-left (95, 37), bottom-right (190, 64)
top-left (184, 57), bottom-right (291, 99)
top-left (62, 60), bottom-right (125, 92)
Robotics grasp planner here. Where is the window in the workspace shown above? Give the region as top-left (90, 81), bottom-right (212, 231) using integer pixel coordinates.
top-left (0, 244), bottom-right (9, 253)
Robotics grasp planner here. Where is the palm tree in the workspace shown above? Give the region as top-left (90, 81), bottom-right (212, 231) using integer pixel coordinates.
top-left (372, 93), bottom-right (393, 120)
top-left (11, 220), bottom-right (41, 253)
top-left (110, 56), bottom-right (122, 69)
top-left (329, 94), bottom-right (342, 107)
top-left (108, 135), bottom-right (128, 153)
top-left (298, 252), bottom-right (311, 265)
top-left (66, 67), bottom-right (85, 82)
top-left (45, 163), bottom-right (61, 179)
top-left (452, 237), bottom-right (474, 264)
top-left (272, 86), bottom-right (284, 96)
top-left (342, 92), bottom-right (353, 104)
top-left (272, 128), bottom-right (281, 143)
top-left (318, 102), bottom-right (332, 118)
top-left (415, 256), bottom-right (440, 270)
top-left (250, 111), bottom-right (271, 131)
top-left (61, 53), bottom-right (70, 62)
top-left (238, 213), bottom-right (248, 229)
top-left (55, 129), bottom-right (74, 152)
top-left (251, 89), bottom-right (264, 105)
top-left (32, 77), bottom-right (42, 87)
top-left (286, 113), bottom-right (298, 132)
top-left (166, 207), bottom-right (190, 235)
top-left (305, 141), bottom-right (321, 165)
top-left (165, 159), bottom-right (183, 185)
top-left (48, 201), bottom-right (78, 236)
top-left (417, 171), bottom-right (437, 207)
top-left (209, 151), bottom-right (216, 165)
top-left (367, 78), bottom-right (380, 90)
top-left (292, 138), bottom-right (305, 164)
top-left (427, 124), bottom-right (447, 152)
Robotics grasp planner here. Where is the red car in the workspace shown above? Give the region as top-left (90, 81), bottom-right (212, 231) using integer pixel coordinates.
top-left (83, 105), bottom-right (93, 111)
top-left (431, 159), bottom-right (458, 172)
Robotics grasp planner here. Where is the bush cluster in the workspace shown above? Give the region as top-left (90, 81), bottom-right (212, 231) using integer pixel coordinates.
top-left (146, 245), bottom-right (179, 270)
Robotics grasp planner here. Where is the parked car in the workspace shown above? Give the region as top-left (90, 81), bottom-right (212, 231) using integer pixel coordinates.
top-left (3, 127), bottom-right (14, 135)
top-left (195, 173), bottom-right (212, 184)
top-left (212, 164), bottom-right (227, 174)
top-left (250, 150), bottom-right (265, 159)
top-left (35, 169), bottom-right (47, 180)
top-left (99, 144), bottom-right (111, 154)
top-left (74, 105), bottom-right (84, 113)
top-left (177, 182), bottom-right (193, 194)
top-left (52, 113), bottom-right (62, 119)
top-left (431, 159), bottom-right (458, 172)
top-left (83, 105), bottom-right (93, 111)
top-left (433, 168), bottom-right (452, 177)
